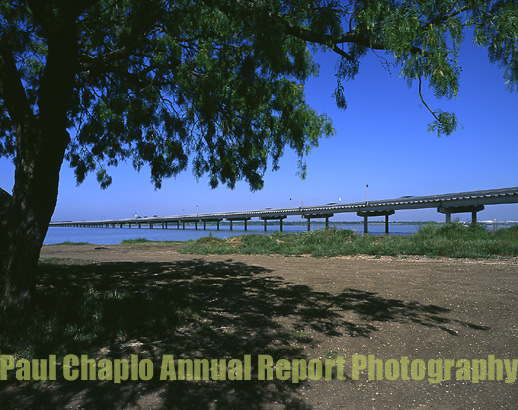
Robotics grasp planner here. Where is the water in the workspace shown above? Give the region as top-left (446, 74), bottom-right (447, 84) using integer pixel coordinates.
top-left (44, 223), bottom-right (424, 245)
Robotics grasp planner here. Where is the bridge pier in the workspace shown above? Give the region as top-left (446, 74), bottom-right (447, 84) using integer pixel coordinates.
top-left (357, 210), bottom-right (395, 234)
top-left (199, 219), bottom-right (223, 230)
top-left (260, 216), bottom-right (287, 232)
top-left (438, 205), bottom-right (484, 224)
top-left (302, 213), bottom-right (333, 232)
top-left (226, 217), bottom-right (251, 231)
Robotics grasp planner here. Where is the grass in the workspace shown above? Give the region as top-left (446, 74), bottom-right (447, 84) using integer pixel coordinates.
top-left (179, 222), bottom-right (518, 258)
top-left (51, 241), bottom-right (92, 245)
top-left (119, 237), bottom-right (182, 245)
top-left (0, 270), bottom-right (198, 359)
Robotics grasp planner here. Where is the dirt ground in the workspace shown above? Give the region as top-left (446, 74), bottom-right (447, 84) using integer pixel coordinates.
top-left (5, 244), bottom-right (518, 409)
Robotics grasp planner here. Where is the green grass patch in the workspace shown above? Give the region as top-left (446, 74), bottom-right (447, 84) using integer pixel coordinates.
top-left (51, 241), bottom-right (92, 245)
top-left (119, 237), bottom-right (182, 245)
top-left (180, 223), bottom-right (518, 258)
top-left (120, 237), bottom-right (155, 244)
top-left (0, 266), bottom-right (198, 358)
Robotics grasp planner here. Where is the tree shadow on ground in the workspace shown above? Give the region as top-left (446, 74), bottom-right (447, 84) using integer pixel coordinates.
top-left (0, 258), bottom-right (488, 409)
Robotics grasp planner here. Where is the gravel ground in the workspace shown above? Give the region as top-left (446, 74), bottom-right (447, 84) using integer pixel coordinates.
top-left (3, 244), bottom-right (517, 409)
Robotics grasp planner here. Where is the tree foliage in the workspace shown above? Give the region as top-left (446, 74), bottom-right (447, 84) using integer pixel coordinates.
top-left (1, 1), bottom-right (517, 191)
top-left (1, 0), bottom-right (336, 192)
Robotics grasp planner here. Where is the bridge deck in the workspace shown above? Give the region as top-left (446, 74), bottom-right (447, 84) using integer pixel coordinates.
top-left (50, 187), bottom-right (518, 230)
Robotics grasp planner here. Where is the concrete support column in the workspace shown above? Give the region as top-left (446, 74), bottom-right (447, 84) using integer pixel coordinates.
top-left (244, 220), bottom-right (247, 231)
top-left (445, 213), bottom-right (451, 224)
top-left (138, 223), bottom-right (141, 229)
top-left (195, 221), bottom-right (198, 230)
top-left (472, 211), bottom-right (477, 224)
top-left (150, 223), bottom-right (153, 229)
top-left (325, 217), bottom-right (329, 228)
top-left (182, 221), bottom-right (185, 230)
top-left (203, 220), bottom-right (206, 230)
top-left (120, 223), bottom-right (123, 228)
top-left (358, 210), bottom-right (394, 235)
top-left (280, 218), bottom-right (283, 232)
top-left (230, 220), bottom-right (233, 231)
top-left (177, 221), bottom-right (180, 229)
top-left (264, 220), bottom-right (267, 232)
top-left (128, 223), bottom-right (131, 229)
top-left (217, 220), bottom-right (220, 230)
top-left (307, 217), bottom-right (311, 231)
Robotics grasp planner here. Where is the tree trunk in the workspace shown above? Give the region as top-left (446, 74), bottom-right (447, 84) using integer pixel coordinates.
top-left (0, 188), bottom-right (13, 291)
top-left (1, 124), bottom-right (69, 313)
top-left (0, 6), bottom-right (78, 314)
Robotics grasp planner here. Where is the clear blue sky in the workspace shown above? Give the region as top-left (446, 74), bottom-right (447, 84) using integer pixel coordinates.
top-left (1, 36), bottom-right (517, 222)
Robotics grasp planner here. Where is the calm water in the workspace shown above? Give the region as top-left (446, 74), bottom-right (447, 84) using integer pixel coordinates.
top-left (44, 223), bottom-right (424, 245)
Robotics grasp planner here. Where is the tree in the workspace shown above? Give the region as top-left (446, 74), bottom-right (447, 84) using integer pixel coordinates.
top-left (0, 0), bottom-right (516, 313)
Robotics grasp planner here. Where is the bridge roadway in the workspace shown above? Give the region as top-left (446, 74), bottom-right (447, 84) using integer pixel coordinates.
top-left (50, 187), bottom-right (518, 234)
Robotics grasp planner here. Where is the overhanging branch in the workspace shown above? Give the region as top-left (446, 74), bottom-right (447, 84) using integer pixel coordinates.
top-left (0, 39), bottom-right (34, 128)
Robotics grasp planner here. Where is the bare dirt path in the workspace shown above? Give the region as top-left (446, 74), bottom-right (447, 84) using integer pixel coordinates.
top-left (7, 244), bottom-right (518, 409)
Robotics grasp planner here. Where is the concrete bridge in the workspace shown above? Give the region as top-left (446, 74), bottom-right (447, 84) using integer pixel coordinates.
top-left (50, 187), bottom-right (518, 234)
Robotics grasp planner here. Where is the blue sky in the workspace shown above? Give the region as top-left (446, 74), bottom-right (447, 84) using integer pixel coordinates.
top-left (1, 36), bottom-right (517, 223)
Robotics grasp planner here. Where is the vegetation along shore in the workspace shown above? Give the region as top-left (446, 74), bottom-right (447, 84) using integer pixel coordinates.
top-left (109, 222), bottom-right (518, 259)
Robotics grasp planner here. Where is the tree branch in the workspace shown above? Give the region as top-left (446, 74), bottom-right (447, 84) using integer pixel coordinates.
top-left (0, 38), bottom-right (34, 129)
top-left (428, 5), bottom-right (470, 26)
top-left (418, 76), bottom-right (440, 122)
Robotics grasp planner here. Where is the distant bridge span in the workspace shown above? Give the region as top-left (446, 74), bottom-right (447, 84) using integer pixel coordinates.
top-left (50, 186), bottom-right (518, 234)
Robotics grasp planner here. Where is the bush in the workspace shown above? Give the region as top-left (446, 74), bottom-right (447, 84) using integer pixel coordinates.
top-left (180, 223), bottom-right (518, 258)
